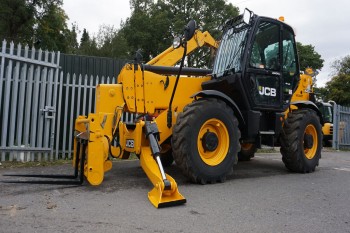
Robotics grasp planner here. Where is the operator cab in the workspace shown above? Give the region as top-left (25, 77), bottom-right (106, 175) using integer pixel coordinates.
top-left (316, 102), bottom-right (333, 123)
top-left (204, 9), bottom-right (300, 143)
top-left (211, 9), bottom-right (299, 112)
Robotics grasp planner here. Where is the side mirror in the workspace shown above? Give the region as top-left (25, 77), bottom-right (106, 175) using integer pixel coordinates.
top-left (184, 20), bottom-right (197, 41)
top-left (243, 8), bottom-right (253, 25)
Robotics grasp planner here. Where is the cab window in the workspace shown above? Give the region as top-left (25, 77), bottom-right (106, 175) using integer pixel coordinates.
top-left (250, 21), bottom-right (280, 71)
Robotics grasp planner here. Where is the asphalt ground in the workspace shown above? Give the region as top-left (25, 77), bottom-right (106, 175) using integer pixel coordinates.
top-left (1, 150), bottom-right (350, 233)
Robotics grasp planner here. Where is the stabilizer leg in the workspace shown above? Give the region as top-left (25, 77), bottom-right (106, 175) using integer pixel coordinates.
top-left (140, 147), bottom-right (186, 208)
top-left (140, 121), bottom-right (186, 208)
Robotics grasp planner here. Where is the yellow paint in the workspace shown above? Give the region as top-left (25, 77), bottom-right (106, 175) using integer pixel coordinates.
top-left (143, 71), bottom-right (211, 114)
top-left (73, 29), bottom-right (219, 207)
top-left (284, 68), bottom-right (314, 118)
top-left (322, 122), bottom-right (332, 135)
top-left (96, 84), bottom-right (124, 113)
top-left (140, 147), bottom-right (186, 208)
top-left (118, 121), bottom-right (144, 154)
top-left (147, 30), bottom-right (217, 67)
top-left (134, 65), bottom-right (145, 113)
top-left (304, 124), bottom-right (318, 159)
top-left (197, 119), bottom-right (229, 166)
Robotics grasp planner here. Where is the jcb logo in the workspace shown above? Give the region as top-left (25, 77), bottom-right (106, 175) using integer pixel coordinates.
top-left (126, 139), bottom-right (134, 148)
top-left (259, 86), bottom-right (276, 97)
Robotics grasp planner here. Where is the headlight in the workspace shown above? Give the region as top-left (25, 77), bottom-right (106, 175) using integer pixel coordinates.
top-left (173, 37), bottom-right (181, 49)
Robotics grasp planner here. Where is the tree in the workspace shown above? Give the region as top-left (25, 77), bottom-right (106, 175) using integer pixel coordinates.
top-left (80, 29), bottom-right (90, 45)
top-left (65, 23), bottom-right (79, 54)
top-left (297, 42), bottom-right (324, 71)
top-left (121, 0), bottom-right (239, 66)
top-left (331, 55), bottom-right (350, 75)
top-left (325, 74), bottom-right (350, 106)
top-left (33, 0), bottom-right (74, 52)
top-left (121, 3), bottom-right (171, 61)
top-left (78, 28), bottom-right (97, 55)
top-left (323, 56), bottom-right (350, 106)
top-left (314, 86), bottom-right (329, 102)
top-left (0, 0), bottom-right (77, 53)
top-left (0, 0), bottom-right (34, 44)
top-left (77, 26), bottom-right (129, 58)
top-left (95, 24), bottom-right (130, 58)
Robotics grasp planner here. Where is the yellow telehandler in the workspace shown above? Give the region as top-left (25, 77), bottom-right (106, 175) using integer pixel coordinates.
top-left (316, 101), bottom-right (333, 146)
top-left (6, 9), bottom-right (323, 208)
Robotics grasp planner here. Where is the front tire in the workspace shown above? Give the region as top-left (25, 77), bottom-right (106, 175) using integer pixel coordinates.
top-left (280, 109), bottom-right (322, 173)
top-left (172, 98), bottom-right (241, 184)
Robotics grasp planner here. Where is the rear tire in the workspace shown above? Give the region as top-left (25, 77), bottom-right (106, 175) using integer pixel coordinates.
top-left (238, 143), bottom-right (257, 161)
top-left (172, 98), bottom-right (240, 184)
top-left (280, 109), bottom-right (322, 173)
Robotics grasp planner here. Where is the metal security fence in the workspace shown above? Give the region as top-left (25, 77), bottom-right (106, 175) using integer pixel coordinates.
top-left (0, 41), bottom-right (128, 162)
top-left (333, 104), bottom-right (350, 150)
top-left (0, 40), bottom-right (60, 161)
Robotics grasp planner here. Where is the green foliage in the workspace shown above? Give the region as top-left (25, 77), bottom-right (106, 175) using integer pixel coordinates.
top-left (325, 74), bottom-right (350, 105)
top-left (1, 0), bottom-right (238, 61)
top-left (65, 23), bottom-right (79, 54)
top-left (0, 0), bottom-right (34, 44)
top-left (297, 42), bottom-right (324, 71)
top-left (121, 0), bottom-right (239, 66)
top-left (121, 2), bottom-right (172, 61)
top-left (35, 2), bottom-right (70, 51)
top-left (0, 0), bottom-right (77, 53)
top-left (314, 86), bottom-right (329, 101)
top-left (77, 25), bottom-right (130, 58)
top-left (95, 25), bottom-right (130, 58)
top-left (78, 29), bottom-right (98, 55)
top-left (331, 55), bottom-right (350, 75)
top-left (323, 56), bottom-right (350, 106)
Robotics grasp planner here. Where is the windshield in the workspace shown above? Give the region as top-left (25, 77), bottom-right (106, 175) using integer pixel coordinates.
top-left (212, 23), bottom-right (249, 77)
top-left (324, 106), bottom-right (333, 123)
top-left (319, 104), bottom-right (333, 123)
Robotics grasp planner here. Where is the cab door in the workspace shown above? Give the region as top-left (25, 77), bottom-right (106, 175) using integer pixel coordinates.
top-left (246, 20), bottom-right (283, 110)
top-left (245, 19), bottom-right (299, 111)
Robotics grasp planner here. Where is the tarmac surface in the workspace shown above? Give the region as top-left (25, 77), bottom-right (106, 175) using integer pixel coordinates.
top-left (1, 150), bottom-right (350, 233)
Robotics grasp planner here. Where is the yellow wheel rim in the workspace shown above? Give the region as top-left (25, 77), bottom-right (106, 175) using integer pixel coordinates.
top-left (197, 118), bottom-right (229, 166)
top-left (304, 124), bottom-right (318, 159)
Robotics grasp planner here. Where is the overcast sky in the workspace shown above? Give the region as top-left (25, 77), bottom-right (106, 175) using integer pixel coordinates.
top-left (63, 0), bottom-right (350, 87)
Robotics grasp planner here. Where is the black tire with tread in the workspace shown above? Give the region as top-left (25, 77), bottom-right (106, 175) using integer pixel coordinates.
top-left (280, 109), bottom-right (322, 173)
top-left (172, 98), bottom-right (241, 184)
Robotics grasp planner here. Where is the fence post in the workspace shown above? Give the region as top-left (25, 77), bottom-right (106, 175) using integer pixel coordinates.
top-left (0, 41), bottom-right (4, 161)
top-left (16, 45), bottom-right (29, 161)
top-left (1, 41), bottom-right (14, 161)
top-left (332, 103), bottom-right (338, 150)
top-left (0, 40), bottom-right (6, 122)
top-left (50, 51), bottom-right (60, 160)
top-left (55, 71), bottom-right (64, 160)
top-left (23, 46), bottom-right (36, 161)
top-left (8, 43), bottom-right (22, 161)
